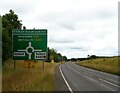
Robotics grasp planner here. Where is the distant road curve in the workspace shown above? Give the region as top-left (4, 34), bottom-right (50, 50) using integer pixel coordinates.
top-left (59, 62), bottom-right (120, 91)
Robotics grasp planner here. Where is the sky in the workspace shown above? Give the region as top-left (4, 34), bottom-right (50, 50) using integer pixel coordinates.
top-left (0, 0), bottom-right (119, 59)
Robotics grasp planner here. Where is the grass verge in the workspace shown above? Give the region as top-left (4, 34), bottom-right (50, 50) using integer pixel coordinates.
top-left (76, 56), bottom-right (120, 75)
top-left (3, 59), bottom-right (58, 91)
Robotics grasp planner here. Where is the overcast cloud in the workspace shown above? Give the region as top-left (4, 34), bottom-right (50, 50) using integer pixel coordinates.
top-left (0, 0), bottom-right (119, 58)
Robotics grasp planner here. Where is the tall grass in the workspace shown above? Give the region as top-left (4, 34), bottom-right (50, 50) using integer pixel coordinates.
top-left (3, 59), bottom-right (57, 91)
top-left (76, 56), bottom-right (120, 75)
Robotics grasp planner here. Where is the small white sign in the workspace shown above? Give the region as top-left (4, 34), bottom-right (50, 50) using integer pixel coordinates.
top-left (14, 52), bottom-right (25, 56)
top-left (35, 52), bottom-right (46, 59)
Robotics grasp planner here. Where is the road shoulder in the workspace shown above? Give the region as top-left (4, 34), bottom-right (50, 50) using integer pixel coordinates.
top-left (54, 64), bottom-right (69, 91)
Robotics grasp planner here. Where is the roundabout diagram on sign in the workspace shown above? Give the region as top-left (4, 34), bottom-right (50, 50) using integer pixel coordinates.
top-left (18, 42), bottom-right (42, 59)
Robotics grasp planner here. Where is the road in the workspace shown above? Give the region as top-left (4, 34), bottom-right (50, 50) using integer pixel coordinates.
top-left (58, 62), bottom-right (120, 92)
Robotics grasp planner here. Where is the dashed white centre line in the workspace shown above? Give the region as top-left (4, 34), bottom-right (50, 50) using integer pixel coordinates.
top-left (59, 65), bottom-right (73, 93)
top-left (99, 78), bottom-right (120, 88)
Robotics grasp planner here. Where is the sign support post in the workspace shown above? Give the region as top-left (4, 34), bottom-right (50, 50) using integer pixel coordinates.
top-left (14, 60), bottom-right (16, 69)
top-left (43, 60), bottom-right (45, 90)
top-left (43, 61), bottom-right (44, 72)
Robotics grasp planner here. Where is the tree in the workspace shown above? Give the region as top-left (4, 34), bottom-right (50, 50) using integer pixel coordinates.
top-left (55, 53), bottom-right (62, 62)
top-left (47, 48), bottom-right (55, 62)
top-left (89, 55), bottom-right (97, 59)
top-left (87, 55), bottom-right (90, 58)
top-left (23, 26), bottom-right (26, 29)
top-left (62, 56), bottom-right (67, 61)
top-left (47, 47), bottom-right (67, 62)
top-left (2, 10), bottom-right (22, 62)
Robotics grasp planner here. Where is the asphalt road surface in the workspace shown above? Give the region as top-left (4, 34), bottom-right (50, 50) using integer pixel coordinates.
top-left (58, 62), bottom-right (120, 92)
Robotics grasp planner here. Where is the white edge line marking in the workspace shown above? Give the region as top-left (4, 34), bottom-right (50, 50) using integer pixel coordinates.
top-left (59, 65), bottom-right (73, 93)
top-left (99, 78), bottom-right (120, 88)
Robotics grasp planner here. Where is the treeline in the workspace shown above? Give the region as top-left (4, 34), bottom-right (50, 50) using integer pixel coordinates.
top-left (47, 48), bottom-right (67, 62)
top-left (69, 55), bottom-right (114, 62)
top-left (2, 10), bottom-right (67, 63)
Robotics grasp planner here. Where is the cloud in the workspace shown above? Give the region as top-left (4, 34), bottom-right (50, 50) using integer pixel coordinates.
top-left (0, 0), bottom-right (118, 58)
top-left (0, 0), bottom-right (36, 15)
top-left (69, 47), bottom-right (88, 51)
top-left (95, 9), bottom-right (117, 19)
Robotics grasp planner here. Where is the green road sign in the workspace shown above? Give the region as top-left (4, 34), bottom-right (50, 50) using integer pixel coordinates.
top-left (12, 29), bottom-right (47, 60)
